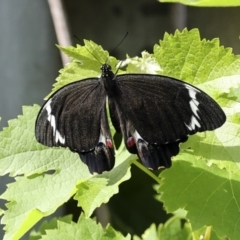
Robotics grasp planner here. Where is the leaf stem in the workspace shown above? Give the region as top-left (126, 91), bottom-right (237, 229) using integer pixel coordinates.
top-left (204, 226), bottom-right (212, 240)
top-left (131, 160), bottom-right (161, 183)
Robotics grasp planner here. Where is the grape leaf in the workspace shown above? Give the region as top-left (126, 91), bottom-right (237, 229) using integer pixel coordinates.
top-left (154, 29), bottom-right (240, 82)
top-left (133, 216), bottom-right (192, 240)
top-left (0, 208), bottom-right (4, 216)
top-left (29, 215), bottom-right (72, 240)
top-left (53, 40), bottom-right (118, 95)
top-left (158, 155), bottom-right (240, 240)
top-left (134, 224), bottom-right (159, 240)
top-left (153, 29), bottom-right (240, 240)
top-left (0, 105), bottom-right (132, 240)
top-left (158, 216), bottom-right (192, 240)
top-left (39, 216), bottom-right (130, 240)
top-left (154, 29), bottom-right (240, 176)
top-left (119, 51), bottom-right (161, 74)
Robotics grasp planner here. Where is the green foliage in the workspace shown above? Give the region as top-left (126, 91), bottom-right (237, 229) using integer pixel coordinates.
top-left (29, 215), bottom-right (72, 240)
top-left (158, 0), bottom-right (240, 6)
top-left (0, 208), bottom-right (4, 217)
top-left (0, 105), bottom-right (133, 239)
top-left (158, 216), bottom-right (192, 240)
top-left (30, 215), bottom-right (130, 240)
top-left (132, 216), bottom-right (195, 240)
top-left (158, 155), bottom-right (240, 239)
top-left (0, 28), bottom-right (239, 239)
top-left (53, 41), bottom-right (118, 96)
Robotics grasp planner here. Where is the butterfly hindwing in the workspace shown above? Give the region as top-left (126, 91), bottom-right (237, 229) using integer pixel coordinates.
top-left (79, 104), bottom-right (115, 173)
top-left (35, 78), bottom-right (115, 174)
top-left (109, 96), bottom-right (187, 169)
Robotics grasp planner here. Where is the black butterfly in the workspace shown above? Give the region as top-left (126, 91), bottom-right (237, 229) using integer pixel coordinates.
top-left (35, 63), bottom-right (226, 174)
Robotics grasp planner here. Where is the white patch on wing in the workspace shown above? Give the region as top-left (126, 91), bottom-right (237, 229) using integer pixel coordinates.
top-left (185, 115), bottom-right (201, 131)
top-left (133, 130), bottom-right (141, 141)
top-left (44, 99), bottom-right (65, 144)
top-left (50, 115), bottom-right (56, 133)
top-left (184, 84), bottom-right (200, 93)
top-left (55, 130), bottom-right (65, 144)
top-left (132, 130), bottom-right (148, 143)
top-left (45, 100), bottom-right (52, 121)
top-left (184, 84), bottom-right (201, 130)
top-left (98, 133), bottom-right (106, 144)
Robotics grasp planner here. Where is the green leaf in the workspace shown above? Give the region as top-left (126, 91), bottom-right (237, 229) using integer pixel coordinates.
top-left (158, 216), bottom-right (192, 240)
top-left (133, 216), bottom-right (192, 240)
top-left (154, 29), bottom-right (240, 82)
top-left (74, 158), bottom-right (133, 217)
top-left (0, 208), bottom-right (4, 216)
top-left (156, 29), bottom-right (240, 170)
top-left (138, 224), bottom-right (159, 240)
top-left (0, 105), bottom-right (132, 240)
top-left (52, 40), bottom-right (118, 96)
top-left (120, 51), bottom-right (161, 74)
top-left (150, 29), bottom-right (240, 240)
top-left (154, 31), bottom-right (240, 170)
top-left (101, 225), bottom-right (131, 240)
top-left (154, 27), bottom-right (240, 190)
top-left (29, 215), bottom-right (72, 240)
top-left (39, 216), bottom-right (130, 240)
top-left (158, 154), bottom-right (240, 240)
top-left (158, 0), bottom-right (240, 6)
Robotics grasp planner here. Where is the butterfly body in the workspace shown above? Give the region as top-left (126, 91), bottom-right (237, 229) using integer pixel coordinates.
top-left (35, 63), bottom-right (226, 174)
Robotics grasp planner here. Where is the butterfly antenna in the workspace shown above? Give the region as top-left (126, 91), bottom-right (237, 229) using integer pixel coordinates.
top-left (105, 32), bottom-right (129, 63)
top-left (73, 34), bottom-right (102, 65)
top-left (73, 34), bottom-right (82, 43)
top-left (112, 32), bottom-right (129, 55)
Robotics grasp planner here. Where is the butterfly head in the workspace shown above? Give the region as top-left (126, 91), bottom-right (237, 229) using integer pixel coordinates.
top-left (100, 64), bottom-right (112, 77)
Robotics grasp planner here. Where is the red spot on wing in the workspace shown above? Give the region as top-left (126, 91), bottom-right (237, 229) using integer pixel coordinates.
top-left (127, 137), bottom-right (135, 148)
top-left (106, 138), bottom-right (113, 148)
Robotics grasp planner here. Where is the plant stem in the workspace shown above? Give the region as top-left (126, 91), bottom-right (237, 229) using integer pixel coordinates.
top-left (132, 160), bottom-right (161, 183)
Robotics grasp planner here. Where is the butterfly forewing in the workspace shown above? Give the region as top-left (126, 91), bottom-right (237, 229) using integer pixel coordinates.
top-left (35, 78), bottom-right (106, 152)
top-left (112, 74), bottom-right (226, 144)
